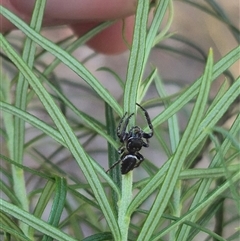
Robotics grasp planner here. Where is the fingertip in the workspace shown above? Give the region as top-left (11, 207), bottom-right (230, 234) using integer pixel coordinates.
top-left (71, 16), bottom-right (134, 55)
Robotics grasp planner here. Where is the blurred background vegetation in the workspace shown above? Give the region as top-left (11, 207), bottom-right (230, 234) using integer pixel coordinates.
top-left (0, 0), bottom-right (239, 240)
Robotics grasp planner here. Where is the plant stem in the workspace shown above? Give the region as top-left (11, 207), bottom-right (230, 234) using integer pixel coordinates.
top-left (118, 172), bottom-right (133, 241)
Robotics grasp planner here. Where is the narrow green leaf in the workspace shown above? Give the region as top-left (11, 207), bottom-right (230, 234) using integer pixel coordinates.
top-left (176, 114), bottom-right (240, 240)
top-left (46, 80), bottom-right (118, 149)
top-left (0, 6), bottom-right (121, 116)
top-left (136, 49), bottom-right (213, 240)
top-left (154, 73), bottom-right (180, 152)
top-left (152, 171), bottom-right (240, 240)
top-left (193, 77), bottom-right (240, 151)
top-left (0, 101), bottom-right (64, 145)
top-left (1, 36), bottom-right (120, 240)
top-left (154, 72), bottom-right (181, 239)
top-left (187, 200), bottom-right (225, 240)
top-left (151, 45), bottom-right (240, 129)
top-left (138, 68), bottom-right (157, 102)
top-left (0, 216), bottom-right (31, 241)
top-left (0, 199), bottom-right (77, 241)
top-left (0, 102), bottom-right (120, 197)
top-left (0, 65), bottom-right (14, 167)
top-left (48, 177), bottom-right (67, 227)
top-left (33, 181), bottom-right (56, 218)
top-left (152, 0), bottom-right (174, 47)
top-left (179, 165), bottom-right (239, 180)
top-left (128, 77), bottom-right (240, 215)
top-left (43, 21), bottom-right (113, 77)
top-left (82, 232), bottom-right (113, 241)
top-left (123, 0), bottom-right (149, 114)
top-left (10, 1), bottom-right (47, 236)
top-left (29, 180), bottom-right (56, 238)
top-left (105, 102), bottom-right (121, 215)
top-left (43, 177), bottom-right (67, 241)
top-left (146, 0), bottom-right (171, 52)
top-left (0, 153), bottom-right (53, 181)
top-left (0, 179), bottom-right (20, 205)
top-left (13, 0), bottom-right (46, 164)
top-left (0, 211), bottom-right (23, 236)
top-left (118, 172), bottom-right (133, 241)
top-left (120, 2), bottom-right (150, 241)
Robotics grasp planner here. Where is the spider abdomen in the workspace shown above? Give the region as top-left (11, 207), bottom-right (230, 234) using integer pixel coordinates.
top-left (121, 155), bottom-right (138, 174)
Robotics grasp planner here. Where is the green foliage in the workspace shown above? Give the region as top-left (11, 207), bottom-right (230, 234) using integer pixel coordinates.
top-left (0, 0), bottom-right (239, 240)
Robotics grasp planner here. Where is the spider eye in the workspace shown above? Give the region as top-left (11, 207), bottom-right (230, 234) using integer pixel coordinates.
top-left (134, 127), bottom-right (140, 133)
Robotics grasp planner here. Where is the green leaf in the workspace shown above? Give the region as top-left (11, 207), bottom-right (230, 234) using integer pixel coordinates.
top-left (29, 180), bottom-right (56, 238)
top-left (193, 77), bottom-right (240, 151)
top-left (0, 6), bottom-right (121, 116)
top-left (0, 101), bottom-right (65, 145)
top-left (0, 179), bottom-right (20, 205)
top-left (43, 21), bottom-right (113, 77)
top-left (128, 76), bottom-right (240, 216)
top-left (0, 36), bottom-right (120, 240)
top-left (0, 153), bottom-right (53, 181)
top-left (46, 79), bottom-right (118, 149)
top-left (0, 199), bottom-right (77, 241)
top-left (43, 177), bottom-right (67, 241)
top-left (146, 0), bottom-right (171, 52)
top-left (0, 213), bottom-right (31, 241)
top-left (170, 113), bottom-right (240, 240)
top-left (123, 0), bottom-right (149, 114)
top-left (136, 49), bottom-right (213, 240)
top-left (151, 45), bottom-right (240, 129)
top-left (105, 102), bottom-right (121, 215)
top-left (153, 171), bottom-right (240, 240)
top-left (9, 1), bottom-right (47, 236)
top-left (82, 232), bottom-right (113, 241)
top-left (138, 68), bottom-right (157, 102)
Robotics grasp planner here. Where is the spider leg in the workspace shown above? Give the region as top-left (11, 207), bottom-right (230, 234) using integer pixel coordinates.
top-left (117, 112), bottom-right (134, 142)
top-left (134, 152), bottom-right (144, 168)
top-left (106, 159), bottom-right (121, 173)
top-left (136, 103), bottom-right (153, 138)
top-left (118, 145), bottom-right (124, 154)
top-left (117, 112), bottom-right (127, 141)
top-left (142, 140), bottom-right (149, 148)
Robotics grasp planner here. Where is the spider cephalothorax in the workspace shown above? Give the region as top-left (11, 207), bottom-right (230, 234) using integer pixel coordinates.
top-left (106, 103), bottom-right (153, 174)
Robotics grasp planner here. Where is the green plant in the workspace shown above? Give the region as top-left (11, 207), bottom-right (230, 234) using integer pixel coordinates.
top-left (0, 0), bottom-right (239, 240)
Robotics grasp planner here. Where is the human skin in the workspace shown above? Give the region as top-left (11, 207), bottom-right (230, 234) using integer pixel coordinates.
top-left (1, 0), bottom-right (137, 54)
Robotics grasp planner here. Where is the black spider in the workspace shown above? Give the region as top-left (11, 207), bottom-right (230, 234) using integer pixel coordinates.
top-left (106, 103), bottom-right (153, 174)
